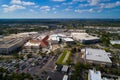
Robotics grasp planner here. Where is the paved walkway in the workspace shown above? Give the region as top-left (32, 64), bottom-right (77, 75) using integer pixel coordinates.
top-left (63, 51), bottom-right (70, 63)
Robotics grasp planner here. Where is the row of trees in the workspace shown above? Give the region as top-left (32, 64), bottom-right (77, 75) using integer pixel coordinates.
top-left (100, 32), bottom-right (110, 46)
top-left (71, 62), bottom-right (120, 80)
top-left (0, 68), bottom-right (32, 80)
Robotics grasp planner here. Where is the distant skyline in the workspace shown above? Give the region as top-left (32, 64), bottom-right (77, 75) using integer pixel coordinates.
top-left (0, 0), bottom-right (120, 19)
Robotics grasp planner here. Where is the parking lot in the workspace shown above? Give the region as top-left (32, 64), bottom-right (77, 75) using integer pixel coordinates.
top-left (0, 52), bottom-right (65, 79)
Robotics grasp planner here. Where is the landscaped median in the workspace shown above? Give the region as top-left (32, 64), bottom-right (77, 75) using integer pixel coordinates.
top-left (56, 50), bottom-right (72, 65)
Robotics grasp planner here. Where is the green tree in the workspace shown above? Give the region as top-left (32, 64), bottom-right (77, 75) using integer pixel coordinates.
top-left (27, 53), bottom-right (33, 58)
top-left (100, 32), bottom-right (110, 46)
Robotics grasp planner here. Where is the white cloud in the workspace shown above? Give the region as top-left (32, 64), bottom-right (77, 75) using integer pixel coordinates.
top-left (75, 8), bottom-right (94, 13)
top-left (34, 5), bottom-right (39, 8)
top-left (75, 9), bottom-right (83, 13)
top-left (78, 0), bottom-right (101, 7)
top-left (2, 5), bottom-right (25, 12)
top-left (30, 9), bottom-right (34, 12)
top-left (54, 11), bottom-right (57, 14)
top-left (64, 8), bottom-right (71, 11)
top-left (40, 6), bottom-right (50, 9)
top-left (52, 0), bottom-right (65, 2)
top-left (1, 4), bottom-right (9, 7)
top-left (79, 4), bottom-right (89, 7)
top-left (11, 0), bottom-right (35, 5)
top-left (1, 0), bottom-right (36, 13)
top-left (54, 5), bottom-right (60, 8)
top-left (22, 1), bottom-right (35, 5)
top-left (40, 6), bottom-right (51, 12)
top-left (62, 2), bottom-right (74, 5)
top-left (52, 7), bottom-right (56, 10)
top-left (62, 0), bottom-right (84, 6)
top-left (72, 0), bottom-right (85, 2)
top-left (64, 6), bottom-right (72, 11)
top-left (100, 1), bottom-right (120, 8)
top-left (11, 0), bottom-right (22, 4)
top-left (11, 0), bottom-right (21, 4)
top-left (89, 8), bottom-right (93, 12)
top-left (78, 1), bottom-right (120, 13)
top-left (62, 3), bottom-right (67, 5)
top-left (88, 0), bottom-right (100, 6)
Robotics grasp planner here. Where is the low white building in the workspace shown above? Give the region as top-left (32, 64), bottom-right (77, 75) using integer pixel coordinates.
top-left (49, 34), bottom-right (60, 44)
top-left (49, 34), bottom-right (66, 44)
top-left (23, 40), bottom-right (41, 53)
top-left (24, 40), bottom-right (40, 48)
top-left (62, 37), bottom-right (74, 44)
top-left (88, 69), bottom-right (102, 80)
top-left (71, 33), bottom-right (99, 44)
top-left (88, 69), bottom-right (119, 80)
top-left (110, 40), bottom-right (120, 45)
top-left (83, 48), bottom-right (112, 66)
top-left (61, 65), bottom-right (69, 73)
top-left (63, 75), bottom-right (68, 80)
top-left (63, 38), bottom-right (73, 42)
top-left (50, 37), bottom-right (60, 44)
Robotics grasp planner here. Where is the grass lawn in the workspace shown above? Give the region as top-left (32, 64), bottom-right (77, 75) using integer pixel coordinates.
top-left (56, 50), bottom-right (67, 64)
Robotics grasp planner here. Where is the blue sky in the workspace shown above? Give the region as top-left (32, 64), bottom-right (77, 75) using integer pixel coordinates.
top-left (0, 0), bottom-right (120, 18)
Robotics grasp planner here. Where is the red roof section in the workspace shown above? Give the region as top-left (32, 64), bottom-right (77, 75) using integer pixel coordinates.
top-left (42, 35), bottom-right (49, 41)
top-left (29, 40), bottom-right (41, 44)
top-left (40, 35), bottom-right (49, 47)
top-left (40, 41), bottom-right (49, 47)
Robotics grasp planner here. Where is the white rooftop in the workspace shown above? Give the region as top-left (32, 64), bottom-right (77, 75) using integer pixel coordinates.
top-left (24, 41), bottom-right (40, 47)
top-left (18, 32), bottom-right (38, 35)
top-left (63, 75), bottom-right (68, 80)
top-left (71, 33), bottom-right (99, 41)
top-left (89, 69), bottom-right (102, 80)
top-left (57, 34), bottom-right (66, 37)
top-left (49, 34), bottom-right (66, 41)
top-left (49, 35), bottom-right (60, 41)
top-left (50, 34), bottom-right (66, 37)
top-left (63, 38), bottom-right (74, 42)
top-left (85, 48), bottom-right (112, 63)
top-left (110, 40), bottom-right (120, 45)
top-left (62, 65), bottom-right (68, 72)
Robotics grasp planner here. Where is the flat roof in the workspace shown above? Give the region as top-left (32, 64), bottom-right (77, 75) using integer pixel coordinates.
top-left (0, 32), bottom-right (39, 49)
top-left (24, 41), bottom-right (40, 47)
top-left (85, 48), bottom-right (112, 63)
top-left (50, 34), bottom-right (66, 37)
top-left (63, 38), bottom-right (74, 42)
top-left (18, 32), bottom-right (38, 35)
top-left (0, 38), bottom-right (23, 48)
top-left (49, 36), bottom-right (60, 41)
top-left (49, 34), bottom-right (65, 41)
top-left (110, 40), bottom-right (120, 45)
top-left (89, 69), bottom-right (102, 80)
top-left (71, 33), bottom-right (99, 41)
top-left (63, 75), bottom-right (68, 80)
top-left (57, 34), bottom-right (66, 37)
top-left (62, 65), bottom-right (68, 72)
